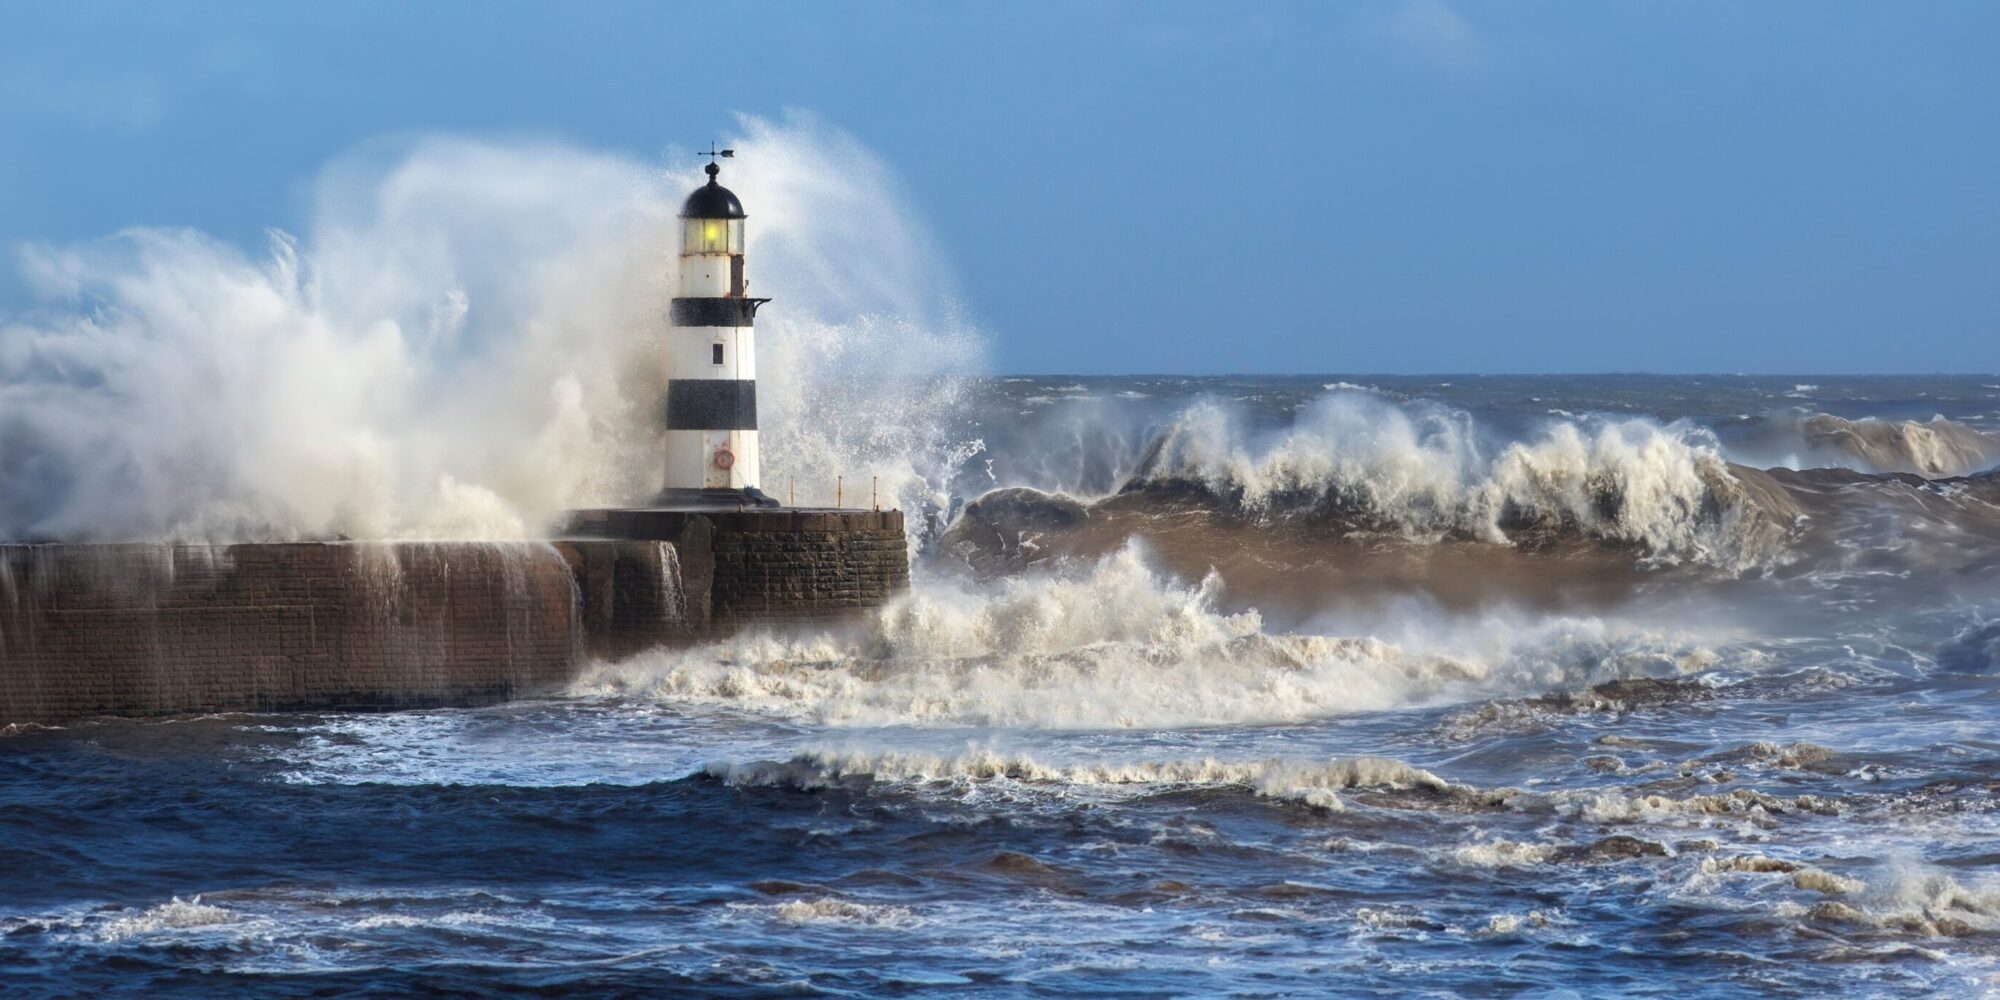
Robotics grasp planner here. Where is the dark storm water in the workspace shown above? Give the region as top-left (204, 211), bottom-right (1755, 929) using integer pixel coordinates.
top-left (4, 375), bottom-right (1999, 997)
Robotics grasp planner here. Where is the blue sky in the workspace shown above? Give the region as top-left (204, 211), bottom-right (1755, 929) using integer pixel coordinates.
top-left (2, 1), bottom-right (1995, 374)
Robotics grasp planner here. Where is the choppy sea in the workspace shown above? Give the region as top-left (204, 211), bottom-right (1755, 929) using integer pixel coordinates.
top-left (5, 375), bottom-right (2000, 997)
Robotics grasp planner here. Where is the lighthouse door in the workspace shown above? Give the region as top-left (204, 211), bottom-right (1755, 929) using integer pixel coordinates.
top-left (729, 255), bottom-right (744, 296)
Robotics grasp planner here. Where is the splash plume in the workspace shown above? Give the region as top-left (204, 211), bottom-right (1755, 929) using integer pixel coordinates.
top-left (0, 115), bottom-right (984, 542)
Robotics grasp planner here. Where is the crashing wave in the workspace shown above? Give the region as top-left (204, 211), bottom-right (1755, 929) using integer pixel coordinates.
top-left (0, 123), bottom-right (980, 544)
top-left (1798, 413), bottom-right (1998, 477)
top-left (1700, 857), bottom-right (2000, 939)
top-left (944, 395), bottom-right (1800, 574)
top-left (1126, 397), bottom-right (1796, 569)
top-left (1832, 864), bottom-right (2000, 938)
top-left (576, 543), bottom-right (1727, 729)
top-left (1727, 412), bottom-right (2000, 478)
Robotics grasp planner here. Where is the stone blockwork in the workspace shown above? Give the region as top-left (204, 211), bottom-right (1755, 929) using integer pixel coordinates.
top-left (0, 543), bottom-right (579, 725)
top-left (0, 511), bottom-right (909, 724)
top-left (553, 537), bottom-right (698, 661)
top-left (559, 508), bottom-right (908, 653)
top-left (708, 522), bottom-right (910, 630)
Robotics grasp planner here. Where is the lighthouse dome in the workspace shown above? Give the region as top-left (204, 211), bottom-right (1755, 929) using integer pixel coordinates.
top-left (680, 163), bottom-right (747, 219)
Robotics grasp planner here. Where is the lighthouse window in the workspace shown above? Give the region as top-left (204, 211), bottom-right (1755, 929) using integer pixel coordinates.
top-left (682, 218), bottom-right (744, 254)
top-left (711, 342), bottom-right (726, 366)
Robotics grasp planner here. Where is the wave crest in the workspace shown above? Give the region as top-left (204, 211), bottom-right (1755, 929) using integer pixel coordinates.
top-left (1114, 395), bottom-right (1793, 570)
top-left (1731, 412), bottom-right (2000, 478)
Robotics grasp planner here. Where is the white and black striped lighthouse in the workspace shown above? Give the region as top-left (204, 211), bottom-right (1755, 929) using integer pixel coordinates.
top-left (659, 152), bottom-right (776, 507)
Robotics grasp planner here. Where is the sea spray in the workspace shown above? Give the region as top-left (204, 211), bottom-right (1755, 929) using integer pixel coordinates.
top-left (0, 116), bottom-right (986, 543)
top-left (1, 144), bottom-right (665, 542)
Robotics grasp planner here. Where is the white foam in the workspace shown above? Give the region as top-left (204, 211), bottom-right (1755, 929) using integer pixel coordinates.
top-left (1453, 839), bottom-right (1560, 867)
top-left (349, 910), bottom-right (528, 932)
top-left (95, 896), bottom-right (233, 942)
top-left (577, 543), bottom-right (1724, 729)
top-left (707, 747), bottom-right (1454, 813)
top-left (1479, 911), bottom-right (1553, 935)
top-left (1557, 788), bottom-right (1840, 827)
top-left (729, 898), bottom-right (917, 928)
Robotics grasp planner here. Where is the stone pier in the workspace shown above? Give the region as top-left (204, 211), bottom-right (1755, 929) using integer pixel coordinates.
top-left (559, 507), bottom-right (909, 658)
top-left (0, 508), bottom-right (909, 725)
top-left (0, 542), bottom-right (580, 724)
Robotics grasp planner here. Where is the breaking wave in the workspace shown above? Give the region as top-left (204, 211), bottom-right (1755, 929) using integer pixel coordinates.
top-left (1727, 411), bottom-right (2000, 478)
top-left (1119, 395), bottom-right (1791, 569)
top-left (577, 542), bottom-right (1728, 729)
top-left (940, 393), bottom-right (1806, 578)
top-left (1694, 856), bottom-right (2000, 940)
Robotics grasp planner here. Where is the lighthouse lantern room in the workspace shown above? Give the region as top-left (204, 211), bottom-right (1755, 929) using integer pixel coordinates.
top-left (659, 150), bottom-right (775, 507)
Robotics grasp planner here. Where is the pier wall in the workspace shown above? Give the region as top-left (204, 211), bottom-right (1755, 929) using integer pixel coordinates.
top-left (0, 543), bottom-right (579, 724)
top-left (0, 510), bottom-right (908, 724)
top-left (558, 508), bottom-right (908, 655)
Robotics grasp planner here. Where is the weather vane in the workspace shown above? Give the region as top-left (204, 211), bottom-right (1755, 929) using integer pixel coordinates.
top-left (702, 143), bottom-right (735, 163)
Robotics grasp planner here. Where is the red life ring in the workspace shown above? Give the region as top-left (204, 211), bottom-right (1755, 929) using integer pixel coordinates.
top-left (712, 447), bottom-right (736, 470)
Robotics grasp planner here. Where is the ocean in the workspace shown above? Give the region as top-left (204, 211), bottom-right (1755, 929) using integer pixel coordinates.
top-left (4, 374), bottom-right (1999, 996)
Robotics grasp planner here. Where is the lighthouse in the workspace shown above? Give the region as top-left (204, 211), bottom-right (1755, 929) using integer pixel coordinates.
top-left (659, 151), bottom-right (776, 507)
